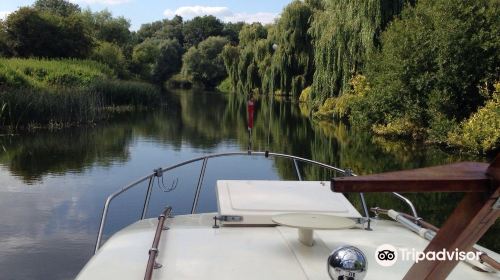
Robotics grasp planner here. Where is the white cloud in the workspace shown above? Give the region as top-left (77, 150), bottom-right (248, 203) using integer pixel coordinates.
top-left (70, 0), bottom-right (131, 5)
top-left (225, 12), bottom-right (277, 24)
top-left (0, 11), bottom-right (10, 21)
top-left (164, 6), bottom-right (232, 19)
top-left (164, 6), bottom-right (278, 24)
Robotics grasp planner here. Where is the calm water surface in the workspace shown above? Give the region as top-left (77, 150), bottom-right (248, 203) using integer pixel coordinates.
top-left (0, 89), bottom-right (497, 279)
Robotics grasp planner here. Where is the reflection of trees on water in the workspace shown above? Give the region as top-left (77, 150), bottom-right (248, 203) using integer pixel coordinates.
top-left (0, 126), bottom-right (132, 184)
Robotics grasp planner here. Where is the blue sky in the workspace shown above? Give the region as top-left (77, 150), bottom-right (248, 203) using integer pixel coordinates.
top-left (0, 0), bottom-right (293, 30)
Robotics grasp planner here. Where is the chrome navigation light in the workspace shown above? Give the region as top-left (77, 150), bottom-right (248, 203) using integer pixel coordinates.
top-left (328, 245), bottom-right (368, 280)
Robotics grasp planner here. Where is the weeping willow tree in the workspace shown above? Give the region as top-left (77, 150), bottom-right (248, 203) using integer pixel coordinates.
top-left (222, 23), bottom-right (267, 94)
top-left (222, 0), bottom-right (317, 96)
top-left (265, 0), bottom-right (316, 96)
top-left (310, 0), bottom-right (410, 101)
top-left (221, 44), bottom-right (240, 92)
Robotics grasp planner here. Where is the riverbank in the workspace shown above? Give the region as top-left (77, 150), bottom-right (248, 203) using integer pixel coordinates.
top-left (305, 79), bottom-right (500, 155)
top-left (0, 58), bottom-right (161, 130)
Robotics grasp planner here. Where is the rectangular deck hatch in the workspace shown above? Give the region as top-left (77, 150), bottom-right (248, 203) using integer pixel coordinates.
top-left (216, 180), bottom-right (362, 225)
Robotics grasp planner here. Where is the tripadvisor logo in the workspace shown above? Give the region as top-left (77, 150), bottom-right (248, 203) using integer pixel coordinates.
top-left (375, 244), bottom-right (398, 267)
top-left (375, 244), bottom-right (481, 267)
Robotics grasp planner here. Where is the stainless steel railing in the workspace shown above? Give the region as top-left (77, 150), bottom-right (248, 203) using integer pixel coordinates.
top-left (94, 151), bottom-right (418, 253)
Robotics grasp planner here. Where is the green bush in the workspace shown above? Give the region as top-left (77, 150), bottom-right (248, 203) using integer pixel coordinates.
top-left (91, 41), bottom-right (128, 78)
top-left (313, 97), bottom-right (336, 120)
top-left (299, 86), bottom-right (311, 103)
top-left (334, 75), bottom-right (370, 119)
top-left (372, 118), bottom-right (424, 139)
top-left (216, 77), bottom-right (232, 93)
top-left (448, 83), bottom-right (500, 153)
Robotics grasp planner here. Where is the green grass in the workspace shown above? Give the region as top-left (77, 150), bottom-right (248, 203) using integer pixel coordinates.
top-left (0, 58), bottom-right (115, 89)
top-left (0, 58), bottom-right (161, 129)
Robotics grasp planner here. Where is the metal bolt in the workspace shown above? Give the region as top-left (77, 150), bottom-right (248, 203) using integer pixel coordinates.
top-left (154, 262), bottom-right (163, 269)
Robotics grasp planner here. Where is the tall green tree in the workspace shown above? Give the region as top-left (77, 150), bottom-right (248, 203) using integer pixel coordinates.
top-left (153, 39), bottom-right (183, 84)
top-left (33, 0), bottom-right (80, 17)
top-left (0, 20), bottom-right (11, 57)
top-left (182, 36), bottom-right (229, 88)
top-left (222, 22), bottom-right (245, 44)
top-left (4, 7), bottom-right (93, 58)
top-left (238, 23), bottom-right (267, 46)
top-left (136, 16), bottom-right (184, 44)
top-left (154, 16), bottom-right (184, 43)
top-left (182, 15), bottom-right (224, 48)
top-left (310, 0), bottom-right (409, 101)
top-left (221, 45), bottom-right (240, 91)
top-left (132, 38), bottom-right (182, 84)
top-left (136, 20), bottom-right (164, 42)
top-left (271, 0), bottom-right (315, 96)
top-left (222, 23), bottom-right (268, 93)
top-left (82, 10), bottom-right (131, 46)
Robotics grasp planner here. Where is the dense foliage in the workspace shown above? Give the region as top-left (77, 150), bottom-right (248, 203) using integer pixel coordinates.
top-left (0, 58), bottom-right (114, 88)
top-left (182, 36), bottom-right (229, 88)
top-left (132, 38), bottom-right (182, 84)
top-left (448, 85), bottom-right (500, 154)
top-left (4, 7), bottom-right (93, 58)
top-left (33, 0), bottom-right (80, 17)
top-left (91, 41), bottom-right (127, 78)
top-left (182, 15), bottom-right (224, 48)
top-left (346, 0), bottom-right (499, 151)
top-left (271, 1), bottom-right (315, 96)
top-left (310, 0), bottom-right (409, 101)
top-left (222, 1), bottom-right (317, 96)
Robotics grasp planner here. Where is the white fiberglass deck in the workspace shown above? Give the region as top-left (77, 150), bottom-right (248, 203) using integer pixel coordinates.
top-left (77, 213), bottom-right (499, 280)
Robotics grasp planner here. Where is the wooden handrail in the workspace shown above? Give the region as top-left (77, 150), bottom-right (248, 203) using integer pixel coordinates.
top-left (144, 207), bottom-right (172, 280)
top-left (331, 155), bottom-right (500, 280)
top-left (331, 162), bottom-right (490, 193)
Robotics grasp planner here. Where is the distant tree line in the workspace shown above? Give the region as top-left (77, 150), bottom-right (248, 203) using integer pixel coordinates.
top-left (0, 0), bottom-right (244, 87)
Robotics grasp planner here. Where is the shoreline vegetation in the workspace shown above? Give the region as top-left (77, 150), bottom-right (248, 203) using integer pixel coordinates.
top-left (0, 58), bottom-right (161, 129)
top-left (0, 0), bottom-right (498, 155)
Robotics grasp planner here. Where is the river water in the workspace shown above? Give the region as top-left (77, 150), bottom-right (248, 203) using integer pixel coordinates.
top-left (0, 89), bottom-right (497, 279)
